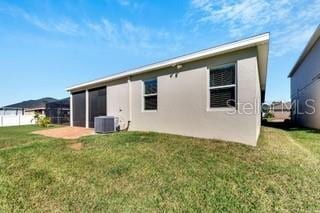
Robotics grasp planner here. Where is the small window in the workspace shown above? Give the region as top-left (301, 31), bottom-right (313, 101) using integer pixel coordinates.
top-left (144, 78), bottom-right (157, 110)
top-left (209, 64), bottom-right (236, 108)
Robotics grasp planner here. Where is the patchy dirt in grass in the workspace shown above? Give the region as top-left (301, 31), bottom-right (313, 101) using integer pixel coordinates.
top-left (68, 143), bottom-right (84, 151)
top-left (33, 127), bottom-right (95, 139)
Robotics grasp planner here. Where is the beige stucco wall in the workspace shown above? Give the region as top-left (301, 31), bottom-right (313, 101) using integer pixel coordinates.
top-left (254, 58), bottom-right (261, 141)
top-left (291, 38), bottom-right (320, 129)
top-left (127, 48), bottom-right (261, 146)
top-left (106, 79), bottom-right (130, 130)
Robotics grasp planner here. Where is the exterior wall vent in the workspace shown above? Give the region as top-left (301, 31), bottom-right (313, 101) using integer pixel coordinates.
top-left (94, 116), bottom-right (119, 133)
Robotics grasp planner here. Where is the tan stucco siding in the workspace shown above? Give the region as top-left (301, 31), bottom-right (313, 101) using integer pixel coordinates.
top-left (72, 47), bottom-right (262, 145)
top-left (291, 38), bottom-right (320, 129)
top-left (237, 56), bottom-right (261, 141)
top-left (106, 79), bottom-right (130, 130)
top-left (127, 48), bottom-right (261, 146)
top-left (255, 58), bottom-right (261, 141)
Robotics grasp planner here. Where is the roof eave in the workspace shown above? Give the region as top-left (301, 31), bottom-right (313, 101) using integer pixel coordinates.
top-left (288, 25), bottom-right (320, 78)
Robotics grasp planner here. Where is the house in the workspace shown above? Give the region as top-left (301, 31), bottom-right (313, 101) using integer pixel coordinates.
top-left (288, 25), bottom-right (320, 129)
top-left (66, 33), bottom-right (270, 146)
top-left (0, 106), bottom-right (35, 127)
top-left (1, 97), bottom-right (69, 127)
top-left (4, 97), bottom-right (57, 115)
top-left (2, 97), bottom-right (70, 124)
top-left (0, 107), bottom-right (24, 116)
top-left (269, 101), bottom-right (291, 120)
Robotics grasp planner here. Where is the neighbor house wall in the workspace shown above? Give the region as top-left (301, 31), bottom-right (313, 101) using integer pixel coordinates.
top-left (272, 111), bottom-right (291, 120)
top-left (291, 38), bottom-right (320, 129)
top-left (128, 48), bottom-right (261, 146)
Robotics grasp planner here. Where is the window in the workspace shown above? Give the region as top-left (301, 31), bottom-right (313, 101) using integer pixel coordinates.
top-left (143, 78), bottom-right (157, 110)
top-left (209, 64), bottom-right (236, 108)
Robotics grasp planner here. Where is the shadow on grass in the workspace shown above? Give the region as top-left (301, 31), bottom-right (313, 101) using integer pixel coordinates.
top-left (262, 119), bottom-right (320, 134)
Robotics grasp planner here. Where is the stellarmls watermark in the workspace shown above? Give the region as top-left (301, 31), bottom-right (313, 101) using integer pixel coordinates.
top-left (224, 99), bottom-right (316, 115)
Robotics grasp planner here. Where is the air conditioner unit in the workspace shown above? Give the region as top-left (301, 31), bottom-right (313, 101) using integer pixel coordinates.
top-left (94, 116), bottom-right (119, 133)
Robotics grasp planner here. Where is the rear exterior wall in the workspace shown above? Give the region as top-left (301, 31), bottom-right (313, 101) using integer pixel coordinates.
top-left (71, 47), bottom-right (262, 146)
top-left (128, 47), bottom-right (261, 146)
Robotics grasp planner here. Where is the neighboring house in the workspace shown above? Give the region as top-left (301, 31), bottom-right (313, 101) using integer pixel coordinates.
top-left (1, 97), bottom-right (70, 127)
top-left (0, 106), bottom-right (35, 127)
top-left (0, 107), bottom-right (24, 116)
top-left (5, 97), bottom-right (57, 115)
top-left (288, 25), bottom-right (320, 129)
top-left (269, 101), bottom-right (291, 120)
top-left (67, 33), bottom-right (270, 146)
top-left (45, 98), bottom-right (70, 125)
top-left (3, 97), bottom-right (70, 124)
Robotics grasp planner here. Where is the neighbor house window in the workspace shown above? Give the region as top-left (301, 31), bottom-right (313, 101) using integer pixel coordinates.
top-left (144, 78), bottom-right (157, 110)
top-left (209, 64), bottom-right (236, 108)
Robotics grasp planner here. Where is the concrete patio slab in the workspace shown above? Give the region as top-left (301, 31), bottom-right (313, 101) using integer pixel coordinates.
top-left (33, 126), bottom-right (95, 139)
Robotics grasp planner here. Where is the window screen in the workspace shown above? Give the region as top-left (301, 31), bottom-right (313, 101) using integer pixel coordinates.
top-left (209, 64), bottom-right (236, 108)
top-left (144, 79), bottom-right (157, 110)
top-left (210, 88), bottom-right (235, 108)
top-left (72, 91), bottom-right (86, 127)
top-left (89, 87), bottom-right (106, 128)
top-left (210, 65), bottom-right (235, 87)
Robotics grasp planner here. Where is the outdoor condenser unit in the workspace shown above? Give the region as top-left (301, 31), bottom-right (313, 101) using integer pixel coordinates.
top-left (94, 116), bottom-right (119, 133)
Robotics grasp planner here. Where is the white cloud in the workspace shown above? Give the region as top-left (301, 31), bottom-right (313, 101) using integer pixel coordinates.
top-left (116, 0), bottom-right (144, 10)
top-left (86, 18), bottom-right (183, 55)
top-left (25, 15), bottom-right (79, 35)
top-left (0, 5), bottom-right (79, 35)
top-left (87, 18), bottom-right (117, 42)
top-left (189, 0), bottom-right (320, 56)
top-left (117, 0), bottom-right (130, 6)
top-left (51, 19), bottom-right (79, 35)
top-left (0, 4), bottom-right (183, 56)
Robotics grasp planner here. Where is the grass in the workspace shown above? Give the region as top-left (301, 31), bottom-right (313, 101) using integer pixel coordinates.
top-left (288, 128), bottom-right (320, 158)
top-left (0, 125), bottom-right (319, 211)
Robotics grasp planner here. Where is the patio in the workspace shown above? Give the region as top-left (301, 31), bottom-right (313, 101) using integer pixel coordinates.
top-left (33, 126), bottom-right (95, 139)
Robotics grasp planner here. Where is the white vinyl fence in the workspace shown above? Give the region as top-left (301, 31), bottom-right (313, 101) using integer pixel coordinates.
top-left (0, 115), bottom-right (35, 127)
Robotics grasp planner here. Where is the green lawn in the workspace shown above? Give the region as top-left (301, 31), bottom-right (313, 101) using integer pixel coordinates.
top-left (0, 125), bottom-right (319, 212)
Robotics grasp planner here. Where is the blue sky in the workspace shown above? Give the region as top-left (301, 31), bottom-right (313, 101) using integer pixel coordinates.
top-left (0, 0), bottom-right (319, 106)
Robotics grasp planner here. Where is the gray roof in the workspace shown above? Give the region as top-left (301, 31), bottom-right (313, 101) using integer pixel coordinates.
top-left (4, 97), bottom-right (57, 109)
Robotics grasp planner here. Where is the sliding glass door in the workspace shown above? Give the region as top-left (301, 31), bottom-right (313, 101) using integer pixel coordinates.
top-left (89, 87), bottom-right (106, 128)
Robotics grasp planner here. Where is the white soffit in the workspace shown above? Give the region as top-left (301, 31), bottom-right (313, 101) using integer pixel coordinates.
top-left (66, 33), bottom-right (270, 92)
